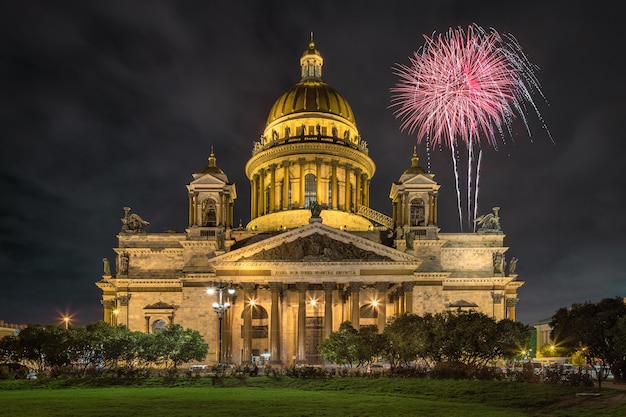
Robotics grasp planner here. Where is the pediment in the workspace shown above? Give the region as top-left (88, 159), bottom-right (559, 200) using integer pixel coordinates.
top-left (211, 222), bottom-right (418, 265)
top-left (144, 301), bottom-right (175, 310)
top-left (189, 173), bottom-right (228, 186)
top-left (401, 174), bottom-right (438, 186)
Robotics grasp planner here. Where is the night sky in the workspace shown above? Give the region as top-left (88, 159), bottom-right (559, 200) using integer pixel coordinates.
top-left (1, 1), bottom-right (624, 328)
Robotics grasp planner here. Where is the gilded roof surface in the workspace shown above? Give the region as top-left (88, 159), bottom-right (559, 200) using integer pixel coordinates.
top-left (266, 79), bottom-right (355, 125)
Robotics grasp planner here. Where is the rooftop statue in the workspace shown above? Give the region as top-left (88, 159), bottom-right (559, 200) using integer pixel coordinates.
top-left (121, 206), bottom-right (150, 233)
top-left (309, 201), bottom-right (325, 218)
top-left (474, 207), bottom-right (502, 234)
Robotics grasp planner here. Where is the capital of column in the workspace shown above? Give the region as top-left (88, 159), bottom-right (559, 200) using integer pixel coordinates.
top-left (241, 282), bottom-right (256, 293)
top-left (401, 281), bottom-right (416, 292)
top-left (117, 294), bottom-right (131, 306)
top-left (315, 157), bottom-right (323, 166)
top-left (295, 282), bottom-right (309, 293)
top-left (506, 297), bottom-right (519, 307)
top-left (281, 160), bottom-right (291, 168)
top-left (349, 282), bottom-right (361, 293)
top-left (268, 282), bottom-right (283, 293)
top-left (375, 282), bottom-right (389, 292)
top-left (491, 292), bottom-right (504, 304)
top-left (322, 282), bottom-right (336, 292)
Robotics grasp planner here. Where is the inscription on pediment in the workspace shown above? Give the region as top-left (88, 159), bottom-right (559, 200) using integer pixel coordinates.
top-left (241, 233), bottom-right (393, 262)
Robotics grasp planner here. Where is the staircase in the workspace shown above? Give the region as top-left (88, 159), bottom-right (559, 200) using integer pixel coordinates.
top-left (357, 206), bottom-right (394, 229)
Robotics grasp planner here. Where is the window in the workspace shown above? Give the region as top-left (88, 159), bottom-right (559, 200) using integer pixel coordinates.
top-left (201, 198), bottom-right (217, 226)
top-left (410, 198), bottom-right (426, 226)
top-left (152, 319), bottom-right (167, 333)
top-left (304, 173), bottom-right (316, 208)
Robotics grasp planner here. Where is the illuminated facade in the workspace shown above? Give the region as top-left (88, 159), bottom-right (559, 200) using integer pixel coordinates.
top-left (97, 39), bottom-right (523, 366)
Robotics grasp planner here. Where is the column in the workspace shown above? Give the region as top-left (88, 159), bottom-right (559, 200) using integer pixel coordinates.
top-left (144, 316), bottom-right (150, 333)
top-left (354, 168), bottom-right (362, 211)
top-left (491, 292), bottom-right (505, 321)
top-left (349, 282), bottom-right (361, 329)
top-left (282, 160), bottom-right (290, 210)
top-left (296, 282), bottom-right (308, 364)
top-left (101, 299), bottom-right (114, 326)
top-left (344, 164), bottom-right (351, 212)
top-left (251, 176), bottom-right (258, 221)
top-left (376, 282), bottom-right (388, 333)
top-left (242, 283), bottom-right (256, 364)
top-left (258, 168), bottom-right (265, 217)
top-left (188, 192), bottom-right (195, 227)
top-left (269, 282), bottom-right (282, 364)
top-left (322, 282), bottom-right (335, 339)
top-left (364, 177), bottom-right (370, 207)
top-left (218, 192), bottom-right (224, 226)
top-left (315, 158), bottom-right (323, 204)
top-left (506, 298), bottom-right (519, 321)
top-left (298, 158), bottom-right (306, 208)
top-left (118, 294), bottom-right (131, 328)
top-left (402, 282), bottom-right (415, 314)
top-left (269, 164), bottom-right (276, 212)
top-left (223, 301), bottom-right (233, 363)
top-left (331, 160), bottom-right (338, 209)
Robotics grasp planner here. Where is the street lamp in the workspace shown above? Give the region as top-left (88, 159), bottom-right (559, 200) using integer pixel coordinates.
top-left (63, 316), bottom-right (70, 329)
top-left (208, 282), bottom-right (236, 366)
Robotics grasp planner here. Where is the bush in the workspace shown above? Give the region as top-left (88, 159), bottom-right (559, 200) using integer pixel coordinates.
top-left (0, 363), bottom-right (28, 380)
top-left (431, 362), bottom-right (473, 380)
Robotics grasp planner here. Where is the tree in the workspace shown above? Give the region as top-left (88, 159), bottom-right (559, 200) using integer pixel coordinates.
top-left (319, 322), bottom-right (360, 367)
top-left (550, 297), bottom-right (626, 372)
top-left (161, 325), bottom-right (208, 368)
top-left (383, 313), bottom-right (434, 368)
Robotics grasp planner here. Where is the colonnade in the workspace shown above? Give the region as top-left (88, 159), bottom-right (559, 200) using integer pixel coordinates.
top-left (218, 281), bottom-right (415, 365)
top-left (249, 158), bottom-right (371, 220)
top-left (187, 191), bottom-right (235, 228)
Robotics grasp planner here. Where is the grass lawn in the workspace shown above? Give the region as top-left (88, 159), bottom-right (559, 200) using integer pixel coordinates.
top-left (1, 376), bottom-right (625, 417)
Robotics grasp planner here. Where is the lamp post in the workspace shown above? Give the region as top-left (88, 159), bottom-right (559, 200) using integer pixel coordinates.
top-left (63, 316), bottom-right (70, 329)
top-left (208, 282), bottom-right (236, 366)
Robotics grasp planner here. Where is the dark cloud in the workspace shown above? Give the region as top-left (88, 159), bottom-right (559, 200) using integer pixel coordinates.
top-left (1, 0), bottom-right (624, 327)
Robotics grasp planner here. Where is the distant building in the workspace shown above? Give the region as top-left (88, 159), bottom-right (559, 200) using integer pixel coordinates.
top-left (0, 320), bottom-right (26, 338)
top-left (97, 39), bottom-right (523, 366)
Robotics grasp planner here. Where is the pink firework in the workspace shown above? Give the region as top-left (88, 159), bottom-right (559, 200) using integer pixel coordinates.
top-left (390, 24), bottom-right (550, 231)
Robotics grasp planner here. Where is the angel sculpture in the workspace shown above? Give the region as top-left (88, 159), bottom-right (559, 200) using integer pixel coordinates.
top-left (474, 207), bottom-right (502, 234)
top-left (121, 207), bottom-right (150, 233)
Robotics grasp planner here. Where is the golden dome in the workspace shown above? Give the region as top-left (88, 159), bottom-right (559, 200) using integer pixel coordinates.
top-left (198, 149), bottom-right (228, 181)
top-left (401, 147), bottom-right (426, 177)
top-left (266, 79), bottom-right (356, 125)
top-left (265, 37), bottom-right (356, 126)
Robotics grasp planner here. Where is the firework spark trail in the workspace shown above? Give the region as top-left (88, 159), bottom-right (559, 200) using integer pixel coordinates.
top-left (390, 24), bottom-right (551, 231)
top-left (473, 149), bottom-right (483, 232)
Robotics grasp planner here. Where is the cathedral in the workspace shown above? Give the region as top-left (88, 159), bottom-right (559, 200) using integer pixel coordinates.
top-left (97, 39), bottom-right (522, 367)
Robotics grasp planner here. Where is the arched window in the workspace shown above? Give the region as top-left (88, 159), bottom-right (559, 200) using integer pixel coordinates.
top-left (152, 319), bottom-right (167, 333)
top-left (410, 198), bottom-right (426, 226)
top-left (201, 198), bottom-right (217, 226)
top-left (304, 173), bottom-right (316, 209)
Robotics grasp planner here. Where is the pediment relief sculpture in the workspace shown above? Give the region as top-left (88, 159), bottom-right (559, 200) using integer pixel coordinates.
top-left (240, 233), bottom-right (393, 262)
